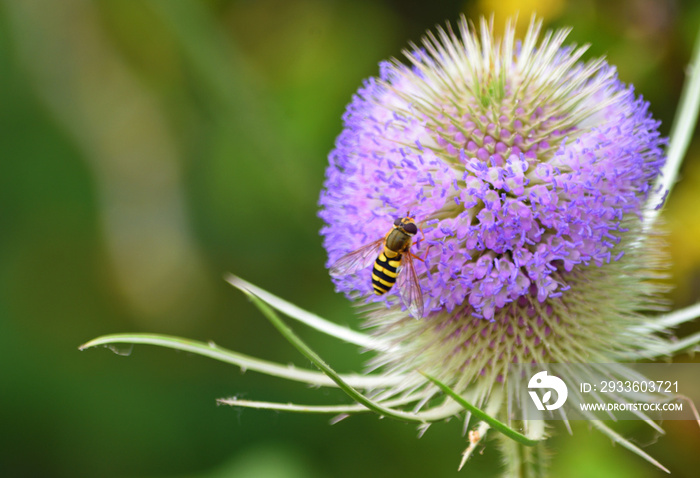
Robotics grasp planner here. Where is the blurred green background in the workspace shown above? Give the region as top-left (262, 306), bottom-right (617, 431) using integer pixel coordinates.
top-left (2, 0), bottom-right (700, 477)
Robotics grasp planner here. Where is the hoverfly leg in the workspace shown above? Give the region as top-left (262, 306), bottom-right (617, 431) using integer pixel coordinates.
top-left (409, 242), bottom-right (432, 262)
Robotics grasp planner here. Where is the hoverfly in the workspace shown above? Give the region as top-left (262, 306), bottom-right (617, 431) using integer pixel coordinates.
top-left (329, 214), bottom-right (427, 319)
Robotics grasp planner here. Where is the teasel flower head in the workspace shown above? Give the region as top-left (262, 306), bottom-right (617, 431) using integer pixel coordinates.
top-left (318, 15), bottom-right (676, 471)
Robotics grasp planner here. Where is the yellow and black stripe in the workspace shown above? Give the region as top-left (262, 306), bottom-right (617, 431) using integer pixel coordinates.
top-left (372, 249), bottom-right (402, 295)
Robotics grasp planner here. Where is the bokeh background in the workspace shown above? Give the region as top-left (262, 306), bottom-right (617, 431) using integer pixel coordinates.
top-left (2, 0), bottom-right (700, 477)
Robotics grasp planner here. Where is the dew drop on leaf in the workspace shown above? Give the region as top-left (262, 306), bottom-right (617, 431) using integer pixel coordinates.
top-left (107, 344), bottom-right (134, 356)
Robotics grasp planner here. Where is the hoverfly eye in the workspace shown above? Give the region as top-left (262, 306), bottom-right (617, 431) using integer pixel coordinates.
top-left (403, 223), bottom-right (418, 235)
top-left (393, 217), bottom-right (403, 226)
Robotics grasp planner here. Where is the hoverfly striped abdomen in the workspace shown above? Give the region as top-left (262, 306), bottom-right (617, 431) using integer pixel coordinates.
top-left (372, 250), bottom-right (402, 295)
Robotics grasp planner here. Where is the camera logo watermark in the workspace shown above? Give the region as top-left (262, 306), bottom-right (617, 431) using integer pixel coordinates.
top-left (528, 371), bottom-right (568, 411)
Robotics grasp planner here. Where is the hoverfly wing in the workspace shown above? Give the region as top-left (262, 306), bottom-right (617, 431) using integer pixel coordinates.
top-left (329, 238), bottom-right (384, 277)
top-left (397, 252), bottom-right (424, 319)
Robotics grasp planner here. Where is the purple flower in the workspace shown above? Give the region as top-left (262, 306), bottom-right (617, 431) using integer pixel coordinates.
top-left (319, 18), bottom-right (664, 321)
top-left (317, 20), bottom-right (674, 469)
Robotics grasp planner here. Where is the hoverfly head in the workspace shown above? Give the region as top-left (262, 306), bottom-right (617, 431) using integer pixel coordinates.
top-left (397, 216), bottom-right (418, 236)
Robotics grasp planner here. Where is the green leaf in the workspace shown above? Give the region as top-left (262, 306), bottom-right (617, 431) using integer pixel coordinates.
top-left (420, 372), bottom-right (540, 447)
